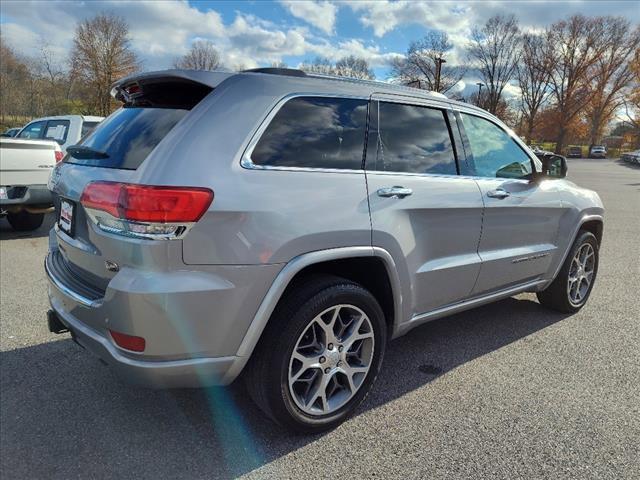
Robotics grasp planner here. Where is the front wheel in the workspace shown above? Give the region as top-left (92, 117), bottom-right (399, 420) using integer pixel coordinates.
top-left (244, 275), bottom-right (386, 433)
top-left (537, 230), bottom-right (599, 313)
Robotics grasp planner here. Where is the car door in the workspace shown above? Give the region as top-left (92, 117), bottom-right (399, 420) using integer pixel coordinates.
top-left (456, 110), bottom-right (565, 295)
top-left (365, 96), bottom-right (484, 319)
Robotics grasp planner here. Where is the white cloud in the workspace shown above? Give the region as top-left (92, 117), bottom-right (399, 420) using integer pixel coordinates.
top-left (280, 0), bottom-right (337, 35)
top-left (347, 1), bottom-right (470, 38)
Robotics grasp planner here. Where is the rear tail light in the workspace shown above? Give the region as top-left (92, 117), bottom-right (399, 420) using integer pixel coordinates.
top-left (109, 329), bottom-right (146, 352)
top-left (55, 151), bottom-right (64, 163)
top-left (80, 181), bottom-right (213, 240)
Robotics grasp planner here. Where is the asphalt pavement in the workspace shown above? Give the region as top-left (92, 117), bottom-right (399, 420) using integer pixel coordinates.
top-left (1, 158), bottom-right (638, 479)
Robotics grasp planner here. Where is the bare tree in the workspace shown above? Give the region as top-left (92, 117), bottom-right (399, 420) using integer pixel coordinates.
top-left (334, 55), bottom-right (375, 79)
top-left (517, 33), bottom-right (552, 142)
top-left (300, 57), bottom-right (335, 75)
top-left (586, 18), bottom-right (640, 148)
top-left (174, 40), bottom-right (222, 71)
top-left (389, 31), bottom-right (464, 93)
top-left (70, 13), bottom-right (139, 116)
top-left (544, 15), bottom-right (608, 153)
top-left (469, 15), bottom-right (521, 115)
top-left (0, 39), bottom-right (31, 123)
top-left (625, 48), bottom-right (640, 132)
top-left (270, 61), bottom-right (288, 68)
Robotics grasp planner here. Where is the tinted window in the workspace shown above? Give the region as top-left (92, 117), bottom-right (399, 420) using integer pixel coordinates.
top-left (81, 121), bottom-right (100, 138)
top-left (251, 97), bottom-right (367, 170)
top-left (461, 113), bottom-right (532, 179)
top-left (370, 102), bottom-right (457, 175)
top-left (18, 121), bottom-right (46, 139)
top-left (65, 108), bottom-right (187, 170)
top-left (44, 120), bottom-right (70, 144)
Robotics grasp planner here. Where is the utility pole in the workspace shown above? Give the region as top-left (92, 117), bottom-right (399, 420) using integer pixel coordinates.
top-left (434, 57), bottom-right (446, 92)
top-left (476, 82), bottom-right (484, 106)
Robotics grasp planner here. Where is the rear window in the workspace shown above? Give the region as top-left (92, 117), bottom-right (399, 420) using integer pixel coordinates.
top-left (65, 108), bottom-right (187, 170)
top-left (250, 96), bottom-right (368, 170)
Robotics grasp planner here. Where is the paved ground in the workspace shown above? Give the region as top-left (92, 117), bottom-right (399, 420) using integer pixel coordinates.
top-left (1, 158), bottom-right (638, 479)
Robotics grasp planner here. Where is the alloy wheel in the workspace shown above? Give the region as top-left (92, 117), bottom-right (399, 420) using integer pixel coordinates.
top-left (288, 304), bottom-right (375, 416)
top-left (567, 242), bottom-right (595, 306)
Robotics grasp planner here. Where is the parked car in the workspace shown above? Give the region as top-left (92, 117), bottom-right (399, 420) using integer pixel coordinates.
top-left (1, 127), bottom-right (21, 138)
top-left (45, 68), bottom-right (604, 432)
top-left (0, 137), bottom-right (62, 230)
top-left (621, 149), bottom-right (640, 164)
top-left (566, 146), bottom-right (583, 158)
top-left (530, 145), bottom-right (554, 159)
top-left (590, 145), bottom-right (607, 158)
top-left (16, 115), bottom-right (103, 153)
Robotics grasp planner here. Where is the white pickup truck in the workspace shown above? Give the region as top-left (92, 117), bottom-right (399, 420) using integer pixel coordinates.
top-left (15, 115), bottom-right (103, 153)
top-left (0, 137), bottom-right (62, 231)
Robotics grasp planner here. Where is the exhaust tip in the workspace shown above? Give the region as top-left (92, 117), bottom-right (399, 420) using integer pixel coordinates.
top-left (47, 310), bottom-right (69, 334)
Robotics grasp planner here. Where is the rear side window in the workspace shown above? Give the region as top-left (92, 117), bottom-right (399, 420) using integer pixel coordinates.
top-left (65, 108), bottom-right (187, 170)
top-left (44, 120), bottom-right (70, 144)
top-left (250, 96), bottom-right (368, 170)
top-left (18, 121), bottom-right (46, 139)
top-left (80, 121), bottom-right (100, 138)
top-left (369, 102), bottom-right (457, 175)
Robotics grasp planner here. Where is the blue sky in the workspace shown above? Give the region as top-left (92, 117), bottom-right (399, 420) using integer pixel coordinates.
top-left (2, 1), bottom-right (639, 98)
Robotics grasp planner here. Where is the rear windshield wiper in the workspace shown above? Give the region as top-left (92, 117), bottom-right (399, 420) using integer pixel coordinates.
top-left (66, 145), bottom-right (109, 160)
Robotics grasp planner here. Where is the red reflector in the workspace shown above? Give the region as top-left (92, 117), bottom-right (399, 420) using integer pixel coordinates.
top-left (80, 182), bottom-right (213, 223)
top-left (109, 329), bottom-right (146, 352)
top-left (55, 151), bottom-right (64, 163)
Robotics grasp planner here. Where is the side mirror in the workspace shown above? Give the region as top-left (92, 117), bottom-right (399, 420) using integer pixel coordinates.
top-left (540, 154), bottom-right (567, 179)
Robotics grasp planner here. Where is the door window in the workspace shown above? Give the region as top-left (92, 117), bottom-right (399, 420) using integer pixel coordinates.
top-left (460, 113), bottom-right (532, 179)
top-left (17, 121), bottom-right (46, 139)
top-left (369, 102), bottom-right (457, 175)
top-left (251, 96), bottom-right (368, 170)
top-left (44, 120), bottom-right (70, 144)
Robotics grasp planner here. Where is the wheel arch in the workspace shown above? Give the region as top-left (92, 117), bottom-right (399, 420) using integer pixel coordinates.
top-left (547, 214), bottom-right (604, 287)
top-left (226, 246), bottom-right (403, 380)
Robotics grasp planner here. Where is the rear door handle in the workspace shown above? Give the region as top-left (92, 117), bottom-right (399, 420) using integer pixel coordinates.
top-left (377, 186), bottom-right (413, 198)
top-left (487, 188), bottom-right (510, 199)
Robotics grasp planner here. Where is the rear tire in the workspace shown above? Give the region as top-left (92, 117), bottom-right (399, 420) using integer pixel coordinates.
top-left (244, 275), bottom-right (386, 433)
top-left (7, 211), bottom-right (44, 231)
top-left (537, 230), bottom-right (599, 313)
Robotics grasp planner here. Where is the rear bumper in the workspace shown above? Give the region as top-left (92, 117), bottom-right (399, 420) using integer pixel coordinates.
top-left (0, 184), bottom-right (52, 207)
top-left (45, 246), bottom-right (282, 388)
top-left (47, 296), bottom-right (239, 387)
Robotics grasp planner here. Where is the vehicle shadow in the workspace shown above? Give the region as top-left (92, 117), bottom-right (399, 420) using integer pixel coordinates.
top-left (0, 212), bottom-right (55, 240)
top-left (0, 295), bottom-right (571, 479)
top-left (615, 158), bottom-right (640, 170)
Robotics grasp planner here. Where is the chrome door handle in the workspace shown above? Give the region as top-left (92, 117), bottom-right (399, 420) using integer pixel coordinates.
top-left (487, 188), bottom-right (510, 199)
top-left (377, 186), bottom-right (413, 198)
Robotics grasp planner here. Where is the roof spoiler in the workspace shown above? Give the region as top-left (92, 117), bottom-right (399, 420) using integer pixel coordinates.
top-left (110, 69), bottom-right (233, 108)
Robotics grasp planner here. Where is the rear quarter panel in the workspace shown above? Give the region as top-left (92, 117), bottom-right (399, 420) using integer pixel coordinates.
top-left (138, 74), bottom-right (374, 265)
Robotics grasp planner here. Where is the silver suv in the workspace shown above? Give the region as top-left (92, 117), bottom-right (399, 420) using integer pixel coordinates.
top-left (45, 68), bottom-right (604, 432)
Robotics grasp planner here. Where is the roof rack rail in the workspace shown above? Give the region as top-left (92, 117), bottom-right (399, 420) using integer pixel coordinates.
top-left (242, 68), bottom-right (307, 77)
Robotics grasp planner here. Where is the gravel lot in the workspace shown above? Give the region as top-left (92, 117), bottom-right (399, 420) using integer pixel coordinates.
top-left (1, 158), bottom-right (638, 479)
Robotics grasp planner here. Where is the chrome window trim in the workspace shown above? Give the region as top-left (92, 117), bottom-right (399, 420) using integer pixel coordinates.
top-left (240, 93), bottom-right (370, 173)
